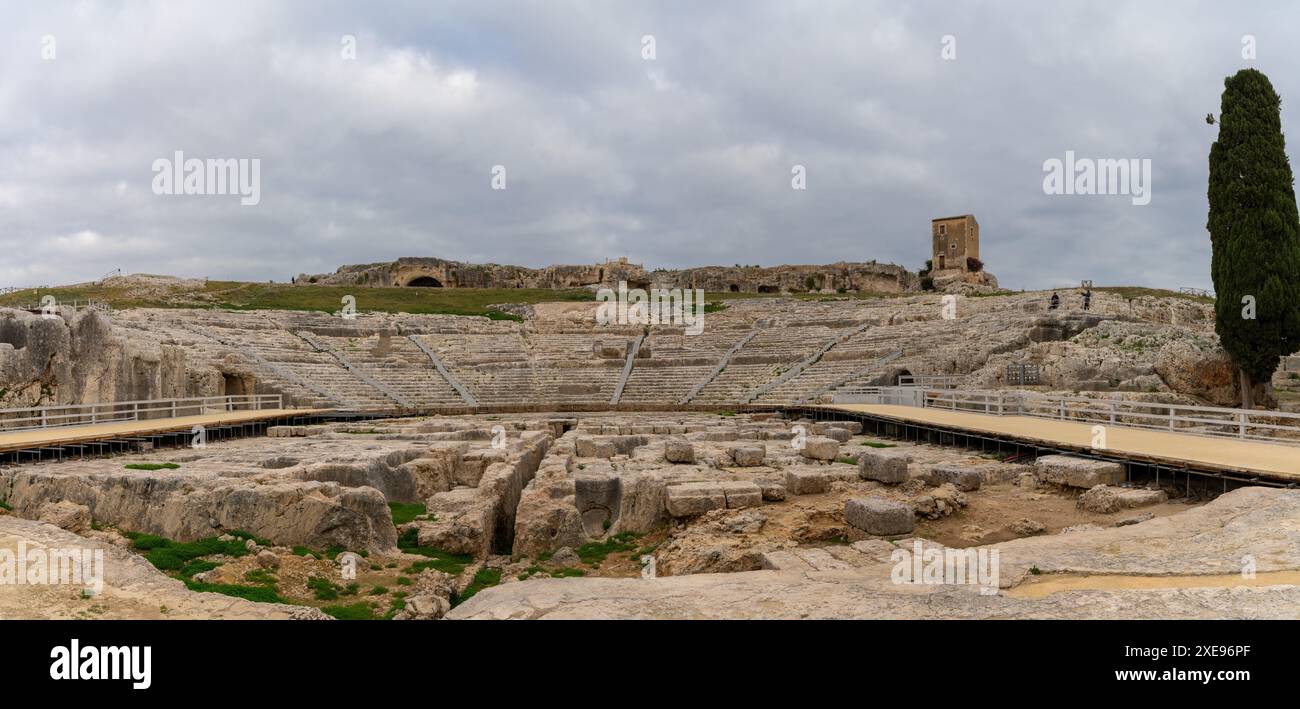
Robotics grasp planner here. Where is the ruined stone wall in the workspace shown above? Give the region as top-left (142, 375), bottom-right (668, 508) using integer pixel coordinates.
top-left (298, 257), bottom-right (918, 293)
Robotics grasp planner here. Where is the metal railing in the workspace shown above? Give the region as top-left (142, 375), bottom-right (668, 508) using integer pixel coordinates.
top-left (833, 386), bottom-right (926, 406)
top-left (897, 374), bottom-right (964, 388)
top-left (917, 389), bottom-right (1300, 444)
top-left (7, 298), bottom-right (113, 316)
top-left (0, 394), bottom-right (284, 433)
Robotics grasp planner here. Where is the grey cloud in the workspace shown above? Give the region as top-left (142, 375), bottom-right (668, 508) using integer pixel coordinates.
top-left (1, 0), bottom-right (1293, 290)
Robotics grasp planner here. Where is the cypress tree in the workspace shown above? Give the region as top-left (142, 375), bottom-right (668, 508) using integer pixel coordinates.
top-left (1207, 68), bottom-right (1300, 408)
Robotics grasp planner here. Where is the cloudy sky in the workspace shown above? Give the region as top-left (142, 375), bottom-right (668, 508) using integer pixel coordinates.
top-left (1, 1), bottom-right (1295, 291)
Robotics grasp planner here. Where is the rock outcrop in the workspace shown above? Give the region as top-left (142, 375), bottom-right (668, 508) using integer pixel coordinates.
top-left (449, 487), bottom-right (1300, 620)
top-left (0, 515), bottom-right (327, 619)
top-left (1, 470), bottom-right (397, 553)
top-left (0, 307), bottom-right (219, 409)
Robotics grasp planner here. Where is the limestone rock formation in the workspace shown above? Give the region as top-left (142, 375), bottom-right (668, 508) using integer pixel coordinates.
top-left (1034, 456), bottom-right (1125, 489)
top-left (1077, 485), bottom-right (1168, 514)
top-left (1, 470), bottom-right (397, 553)
top-left (0, 515), bottom-right (327, 619)
top-left (0, 307), bottom-right (219, 409)
top-left (448, 487), bottom-right (1300, 620)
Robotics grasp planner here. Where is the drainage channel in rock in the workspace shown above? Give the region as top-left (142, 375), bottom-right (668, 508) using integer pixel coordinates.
top-left (1006, 570), bottom-right (1300, 600)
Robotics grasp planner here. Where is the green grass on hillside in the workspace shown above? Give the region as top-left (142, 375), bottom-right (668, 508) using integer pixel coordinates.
top-left (0, 281), bottom-right (595, 320)
top-left (1092, 286), bottom-right (1214, 304)
top-left (0, 278), bottom-right (1215, 319)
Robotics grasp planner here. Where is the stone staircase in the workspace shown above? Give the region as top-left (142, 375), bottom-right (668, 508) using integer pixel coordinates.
top-left (176, 323), bottom-right (343, 408)
top-left (691, 323), bottom-right (851, 405)
top-left (615, 327), bottom-right (747, 404)
top-left (300, 332), bottom-right (472, 409)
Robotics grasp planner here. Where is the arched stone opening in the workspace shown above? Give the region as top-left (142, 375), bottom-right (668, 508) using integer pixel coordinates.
top-left (406, 276), bottom-right (443, 287)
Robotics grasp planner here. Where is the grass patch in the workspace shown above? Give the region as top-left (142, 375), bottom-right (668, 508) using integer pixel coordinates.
top-left (396, 527), bottom-right (472, 574)
top-left (122, 530), bottom-right (290, 604)
top-left (403, 556), bottom-right (471, 575)
top-left (389, 502), bottom-right (427, 526)
top-left (576, 532), bottom-right (641, 565)
top-left (835, 457), bottom-right (857, 465)
top-left (0, 281), bottom-right (914, 319)
top-left (243, 568), bottom-right (278, 586)
top-left (321, 602), bottom-right (375, 620)
top-left (860, 441), bottom-right (897, 448)
top-left (383, 592), bottom-right (408, 619)
top-left (183, 579), bottom-right (287, 604)
top-left (454, 568), bottom-right (502, 607)
top-left (550, 567), bottom-right (586, 578)
top-left (307, 576), bottom-right (340, 601)
top-left (177, 559), bottom-right (220, 580)
top-left (0, 500), bottom-right (12, 512)
top-left (124, 462), bottom-right (180, 471)
top-left (129, 534), bottom-right (250, 571)
top-left (227, 530), bottom-right (272, 546)
top-left (0, 282), bottom-right (598, 319)
top-left (1093, 286), bottom-right (1214, 304)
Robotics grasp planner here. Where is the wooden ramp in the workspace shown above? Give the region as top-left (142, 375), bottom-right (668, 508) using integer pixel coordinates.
top-left (818, 403), bottom-right (1300, 482)
top-left (0, 408), bottom-right (332, 454)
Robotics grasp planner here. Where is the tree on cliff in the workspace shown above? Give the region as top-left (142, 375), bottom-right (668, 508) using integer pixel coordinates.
top-left (1207, 68), bottom-right (1300, 408)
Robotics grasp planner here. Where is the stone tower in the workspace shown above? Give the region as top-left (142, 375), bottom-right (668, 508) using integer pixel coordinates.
top-left (931, 214), bottom-right (980, 272)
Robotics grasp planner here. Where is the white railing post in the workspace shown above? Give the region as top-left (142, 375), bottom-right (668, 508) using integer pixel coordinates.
top-left (1168, 407), bottom-right (1175, 430)
top-left (1238, 412), bottom-right (1246, 439)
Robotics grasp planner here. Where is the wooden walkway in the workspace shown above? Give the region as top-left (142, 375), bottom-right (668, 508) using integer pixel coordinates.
top-left (820, 404), bottom-right (1300, 481)
top-left (0, 408), bottom-right (331, 454)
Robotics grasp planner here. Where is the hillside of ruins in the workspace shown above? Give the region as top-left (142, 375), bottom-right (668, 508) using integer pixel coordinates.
top-left (3, 262), bottom-right (1300, 620)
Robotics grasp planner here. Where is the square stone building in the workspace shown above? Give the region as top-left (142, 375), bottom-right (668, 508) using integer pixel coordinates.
top-left (931, 214), bottom-right (980, 271)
